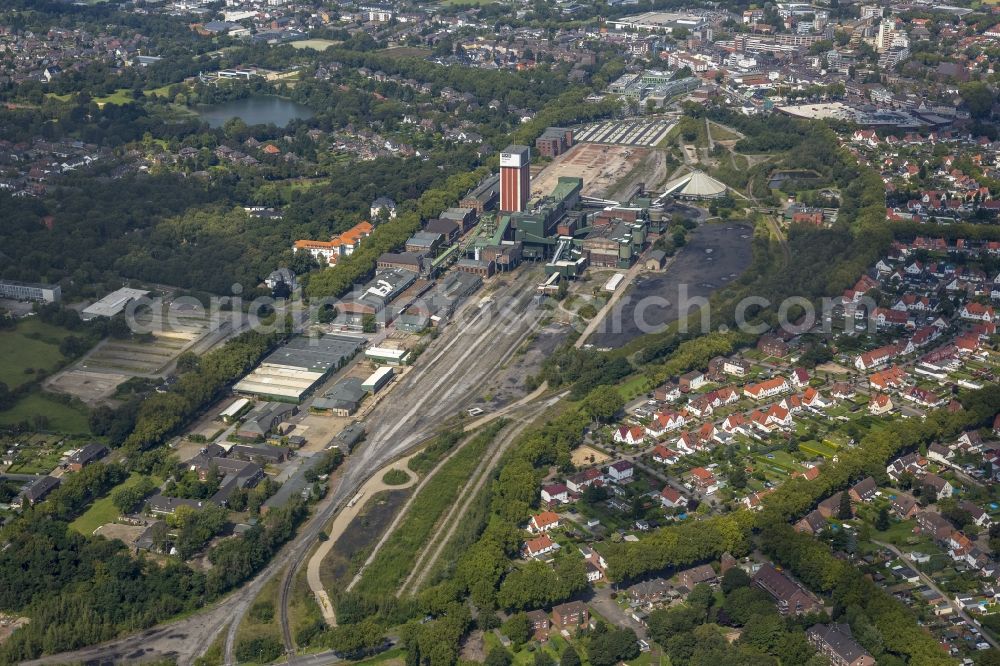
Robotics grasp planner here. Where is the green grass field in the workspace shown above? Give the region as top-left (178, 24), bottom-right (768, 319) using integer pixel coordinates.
top-left (95, 89), bottom-right (135, 106)
top-left (707, 121), bottom-right (741, 142)
top-left (799, 440), bottom-right (838, 458)
top-left (0, 318), bottom-right (74, 389)
top-left (0, 393), bottom-right (90, 434)
top-left (291, 39), bottom-right (341, 51)
top-left (353, 426), bottom-right (500, 597)
top-left (46, 88), bottom-right (133, 105)
top-left (617, 375), bottom-right (652, 401)
top-left (144, 84), bottom-right (175, 98)
top-left (70, 473), bottom-right (160, 535)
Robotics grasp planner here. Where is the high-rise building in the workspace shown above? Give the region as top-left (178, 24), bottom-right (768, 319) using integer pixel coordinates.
top-left (875, 19), bottom-right (903, 52)
top-left (500, 145), bottom-right (531, 213)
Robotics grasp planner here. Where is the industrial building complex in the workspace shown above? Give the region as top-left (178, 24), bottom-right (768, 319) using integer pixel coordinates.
top-left (233, 334), bottom-right (365, 403)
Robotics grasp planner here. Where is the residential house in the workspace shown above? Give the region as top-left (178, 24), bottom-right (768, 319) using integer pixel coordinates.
top-left (607, 460), bottom-right (634, 484)
top-left (927, 443), bottom-right (952, 464)
top-left (801, 387), bottom-right (830, 409)
top-left (817, 491), bottom-right (852, 519)
top-left (526, 610), bottom-right (550, 640)
top-left (744, 377), bottom-right (790, 400)
top-left (551, 601), bottom-right (589, 631)
top-left (917, 511), bottom-right (953, 540)
top-left (654, 382), bottom-right (681, 402)
top-left (892, 493), bottom-right (919, 519)
top-left (869, 393), bottom-right (894, 415)
top-left (566, 469), bottom-right (603, 493)
top-left (626, 578), bottom-right (671, 604)
top-left (660, 486), bottom-right (687, 509)
top-left (614, 425), bottom-right (647, 446)
top-left (868, 366), bottom-right (907, 392)
top-left (849, 477), bottom-right (878, 503)
top-left (830, 382), bottom-right (856, 400)
top-left (689, 467), bottom-right (718, 493)
top-left (758, 334), bottom-right (789, 357)
top-left (806, 623), bottom-right (876, 666)
top-left (720, 413), bottom-right (750, 436)
top-left (960, 500), bottom-right (992, 528)
top-left (649, 411), bottom-right (686, 436)
top-left (541, 483), bottom-right (569, 505)
top-left (855, 344), bottom-right (903, 371)
top-left (67, 443), bottom-right (108, 472)
top-left (753, 563), bottom-right (823, 615)
top-left (529, 511), bottom-right (562, 533)
top-left (679, 370), bottom-right (706, 393)
top-left (15, 475), bottom-right (61, 508)
top-left (903, 386), bottom-right (942, 408)
top-left (960, 303), bottom-right (995, 322)
top-left (886, 452), bottom-right (925, 482)
top-left (677, 564), bottom-right (717, 591)
top-left (651, 445), bottom-right (680, 465)
top-left (524, 534), bottom-right (559, 559)
top-left (922, 473), bottom-right (954, 499)
top-left (795, 509), bottom-right (827, 535)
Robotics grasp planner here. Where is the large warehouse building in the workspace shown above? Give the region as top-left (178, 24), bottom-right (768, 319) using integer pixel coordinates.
top-left (233, 334), bottom-right (364, 403)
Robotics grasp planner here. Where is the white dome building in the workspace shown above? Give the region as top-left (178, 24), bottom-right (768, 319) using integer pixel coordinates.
top-left (661, 170), bottom-right (728, 200)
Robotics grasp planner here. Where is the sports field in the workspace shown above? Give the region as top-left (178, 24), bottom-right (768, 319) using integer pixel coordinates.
top-left (291, 39), bottom-right (341, 51)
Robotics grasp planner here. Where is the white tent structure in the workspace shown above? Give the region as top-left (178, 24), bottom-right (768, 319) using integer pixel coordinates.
top-left (660, 170), bottom-right (728, 200)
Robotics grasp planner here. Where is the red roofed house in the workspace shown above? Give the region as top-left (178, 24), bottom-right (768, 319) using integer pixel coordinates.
top-left (960, 303), bottom-right (995, 322)
top-left (648, 411), bottom-right (686, 436)
top-left (660, 485), bottom-right (687, 509)
top-left (613, 425), bottom-right (647, 445)
top-left (869, 365), bottom-right (907, 392)
top-left (651, 445), bottom-right (680, 465)
top-left (855, 344), bottom-right (902, 371)
top-left (744, 377), bottom-right (790, 400)
top-left (690, 466), bottom-right (718, 492)
top-left (523, 534), bottom-right (559, 559)
top-left (566, 468), bottom-right (604, 493)
top-left (869, 393), bottom-right (894, 415)
top-left (792, 465), bottom-right (820, 481)
top-left (529, 511), bottom-right (562, 533)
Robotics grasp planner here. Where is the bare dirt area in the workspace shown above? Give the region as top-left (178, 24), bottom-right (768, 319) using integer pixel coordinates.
top-left (589, 223), bottom-right (754, 349)
top-left (44, 302), bottom-right (216, 405)
top-left (44, 368), bottom-right (128, 406)
top-left (531, 143), bottom-right (651, 199)
top-left (476, 321), bottom-right (571, 411)
top-left (460, 630), bottom-right (487, 662)
top-left (572, 444), bottom-right (610, 467)
top-left (608, 149), bottom-right (669, 200)
top-left (0, 615), bottom-right (29, 646)
top-left (319, 489), bottom-right (410, 587)
top-left (94, 523), bottom-right (146, 547)
top-left (816, 362), bottom-right (851, 375)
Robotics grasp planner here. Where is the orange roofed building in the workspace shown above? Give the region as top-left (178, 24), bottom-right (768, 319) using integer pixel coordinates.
top-left (293, 221), bottom-right (374, 263)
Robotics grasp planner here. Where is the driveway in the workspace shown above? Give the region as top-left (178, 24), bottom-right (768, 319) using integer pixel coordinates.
top-left (588, 587), bottom-right (648, 639)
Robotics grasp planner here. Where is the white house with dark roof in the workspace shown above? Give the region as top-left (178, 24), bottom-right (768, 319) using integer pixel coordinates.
top-left (607, 460), bottom-right (634, 483)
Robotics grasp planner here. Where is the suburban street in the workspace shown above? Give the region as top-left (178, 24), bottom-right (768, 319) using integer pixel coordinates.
top-left (874, 540), bottom-right (1000, 650)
